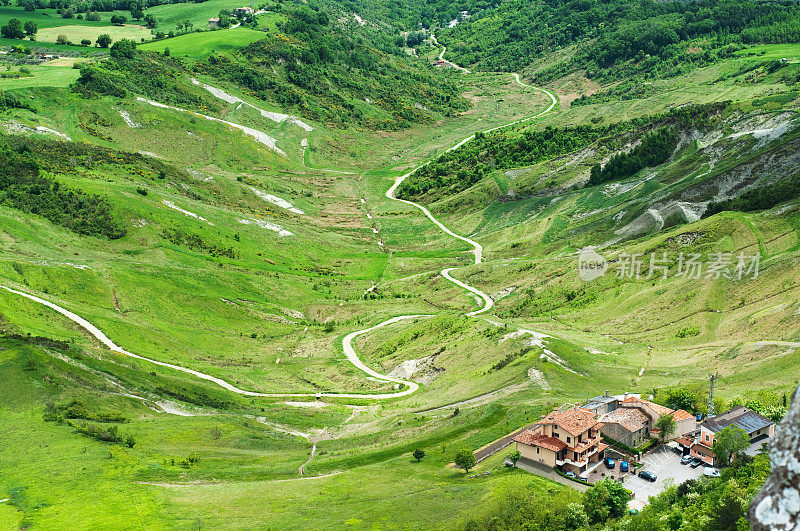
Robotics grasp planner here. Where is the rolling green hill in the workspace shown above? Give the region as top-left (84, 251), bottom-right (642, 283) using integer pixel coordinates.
top-left (0, 0), bottom-right (798, 528)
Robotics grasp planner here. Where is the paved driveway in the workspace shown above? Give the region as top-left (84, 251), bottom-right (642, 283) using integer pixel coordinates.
top-left (625, 445), bottom-right (705, 505)
top-left (515, 457), bottom-right (589, 492)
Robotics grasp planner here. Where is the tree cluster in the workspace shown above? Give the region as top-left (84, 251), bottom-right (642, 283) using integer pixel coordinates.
top-left (588, 127), bottom-right (677, 186)
top-left (0, 141), bottom-right (126, 239)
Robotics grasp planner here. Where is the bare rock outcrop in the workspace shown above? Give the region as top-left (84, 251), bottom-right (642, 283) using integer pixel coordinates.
top-left (749, 385), bottom-right (800, 530)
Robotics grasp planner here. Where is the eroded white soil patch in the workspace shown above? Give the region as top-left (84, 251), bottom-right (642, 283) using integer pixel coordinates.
top-left (191, 78), bottom-right (313, 132)
top-left (238, 217), bottom-right (293, 237)
top-left (162, 199), bottom-right (214, 225)
top-left (249, 186), bottom-right (304, 214)
top-left (137, 97), bottom-right (286, 156)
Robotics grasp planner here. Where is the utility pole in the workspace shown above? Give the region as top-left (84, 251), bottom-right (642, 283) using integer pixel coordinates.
top-left (708, 373), bottom-right (718, 417)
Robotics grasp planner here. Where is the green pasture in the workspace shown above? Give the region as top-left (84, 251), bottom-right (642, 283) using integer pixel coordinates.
top-left (138, 27), bottom-right (266, 58)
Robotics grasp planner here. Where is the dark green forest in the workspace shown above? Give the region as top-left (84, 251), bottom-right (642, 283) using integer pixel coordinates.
top-left (433, 0), bottom-right (800, 80)
top-left (705, 169), bottom-right (800, 216)
top-left (205, 4), bottom-right (469, 129)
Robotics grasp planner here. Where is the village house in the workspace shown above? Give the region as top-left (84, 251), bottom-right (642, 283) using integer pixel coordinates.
top-left (233, 6), bottom-right (254, 16)
top-left (512, 406), bottom-right (607, 475)
top-left (208, 17), bottom-right (221, 29)
top-left (683, 406), bottom-right (774, 466)
top-left (599, 407), bottom-right (652, 447)
top-left (587, 392), bottom-right (696, 447)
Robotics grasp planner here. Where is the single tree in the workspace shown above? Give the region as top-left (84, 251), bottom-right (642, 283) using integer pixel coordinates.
top-left (130, 8), bottom-right (144, 21)
top-left (96, 34), bottom-right (112, 48)
top-left (144, 14), bottom-right (157, 29)
top-left (563, 503), bottom-right (590, 530)
top-left (712, 425), bottom-right (750, 466)
top-left (509, 449), bottom-right (521, 465)
top-left (413, 449), bottom-right (425, 462)
top-left (709, 480), bottom-right (747, 529)
top-left (56, 33), bottom-right (67, 45)
top-left (217, 11), bottom-right (231, 28)
top-left (110, 14), bottom-right (127, 26)
top-left (81, 39), bottom-right (91, 46)
top-left (61, 7), bottom-right (74, 18)
top-left (454, 448), bottom-right (476, 473)
top-left (110, 39), bottom-right (136, 59)
top-left (583, 479), bottom-right (629, 524)
top-left (23, 20), bottom-right (37, 37)
top-left (655, 414), bottom-right (677, 441)
top-left (1, 18), bottom-right (25, 39)
top-left (665, 388), bottom-right (698, 412)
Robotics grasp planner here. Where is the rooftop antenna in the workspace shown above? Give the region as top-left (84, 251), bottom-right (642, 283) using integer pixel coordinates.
top-left (707, 373), bottom-right (718, 417)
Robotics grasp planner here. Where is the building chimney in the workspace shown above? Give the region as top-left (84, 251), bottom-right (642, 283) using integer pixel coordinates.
top-left (624, 392), bottom-right (630, 400)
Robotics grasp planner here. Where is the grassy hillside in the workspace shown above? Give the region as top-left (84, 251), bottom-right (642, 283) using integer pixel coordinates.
top-left (0, 0), bottom-right (797, 528)
top-left (138, 27), bottom-right (266, 58)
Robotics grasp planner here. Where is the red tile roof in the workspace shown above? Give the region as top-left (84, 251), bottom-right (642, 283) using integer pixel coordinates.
top-left (513, 430), bottom-right (567, 452)
top-left (673, 409), bottom-right (694, 422)
top-left (539, 407), bottom-right (598, 436)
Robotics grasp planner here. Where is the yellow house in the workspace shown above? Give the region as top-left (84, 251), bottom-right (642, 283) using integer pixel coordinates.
top-left (513, 406), bottom-right (607, 474)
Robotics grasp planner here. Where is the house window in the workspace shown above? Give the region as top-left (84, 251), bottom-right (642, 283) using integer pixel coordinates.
top-left (567, 436), bottom-right (571, 444)
top-left (705, 434), bottom-right (710, 442)
top-left (536, 447), bottom-right (540, 454)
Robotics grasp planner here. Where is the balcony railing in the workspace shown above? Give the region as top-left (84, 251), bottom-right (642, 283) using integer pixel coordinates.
top-left (556, 456), bottom-right (589, 467)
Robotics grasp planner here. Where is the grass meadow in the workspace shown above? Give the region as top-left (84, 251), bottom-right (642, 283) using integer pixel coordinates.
top-left (138, 27), bottom-right (266, 58)
top-left (0, 38), bottom-right (798, 527)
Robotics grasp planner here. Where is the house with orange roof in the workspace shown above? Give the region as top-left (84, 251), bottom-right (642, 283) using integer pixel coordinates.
top-left (671, 409), bottom-right (697, 437)
top-left (512, 406), bottom-right (607, 475)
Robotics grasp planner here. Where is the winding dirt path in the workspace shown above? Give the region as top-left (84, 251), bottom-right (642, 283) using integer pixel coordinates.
top-left (0, 285), bottom-right (424, 400)
top-left (299, 444), bottom-right (317, 476)
top-left (0, 51), bottom-right (558, 402)
top-left (384, 67), bottom-right (557, 317)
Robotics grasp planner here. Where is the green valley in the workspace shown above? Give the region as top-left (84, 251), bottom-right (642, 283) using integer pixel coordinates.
top-left (0, 0), bottom-right (798, 529)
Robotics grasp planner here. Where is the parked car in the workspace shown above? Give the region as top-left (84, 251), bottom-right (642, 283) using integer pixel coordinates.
top-left (703, 467), bottom-right (721, 477)
top-left (620, 461), bottom-right (629, 473)
top-left (690, 458), bottom-right (705, 468)
top-left (504, 460), bottom-right (514, 467)
top-left (604, 457), bottom-right (615, 469)
top-left (638, 470), bottom-right (657, 482)
top-left (680, 455), bottom-right (693, 465)
top-left (565, 471), bottom-right (576, 478)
